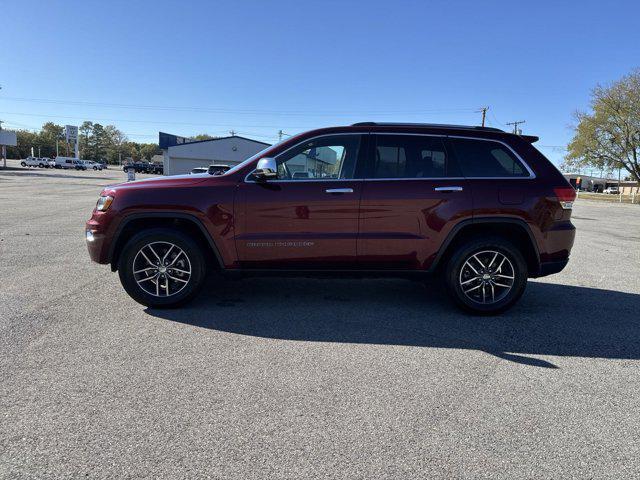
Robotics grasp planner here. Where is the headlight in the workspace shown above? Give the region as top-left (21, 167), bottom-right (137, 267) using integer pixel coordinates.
top-left (95, 195), bottom-right (114, 211)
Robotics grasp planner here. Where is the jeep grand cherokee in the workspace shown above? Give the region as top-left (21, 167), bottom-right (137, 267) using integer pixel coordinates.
top-left (86, 123), bottom-right (576, 314)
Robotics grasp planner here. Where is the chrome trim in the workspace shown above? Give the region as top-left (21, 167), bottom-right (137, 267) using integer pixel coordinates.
top-left (243, 131), bottom-right (537, 183)
top-left (325, 188), bottom-right (354, 194)
top-left (246, 178), bottom-right (364, 184)
top-left (434, 186), bottom-right (463, 192)
top-left (362, 177), bottom-right (465, 181)
top-left (256, 157), bottom-right (277, 173)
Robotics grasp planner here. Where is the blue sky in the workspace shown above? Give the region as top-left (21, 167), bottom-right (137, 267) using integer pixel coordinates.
top-left (2, 0), bottom-right (639, 165)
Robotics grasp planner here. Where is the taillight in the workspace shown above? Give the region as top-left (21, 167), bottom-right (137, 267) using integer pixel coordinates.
top-left (554, 187), bottom-right (577, 210)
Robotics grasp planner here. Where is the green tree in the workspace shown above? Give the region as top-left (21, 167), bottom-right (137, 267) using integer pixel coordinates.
top-left (39, 122), bottom-right (64, 157)
top-left (564, 69), bottom-right (640, 180)
top-left (193, 133), bottom-right (216, 141)
top-left (103, 125), bottom-right (127, 164)
top-left (79, 121), bottom-right (94, 158)
top-left (91, 123), bottom-right (107, 160)
top-left (140, 143), bottom-right (161, 160)
top-left (6, 130), bottom-right (37, 159)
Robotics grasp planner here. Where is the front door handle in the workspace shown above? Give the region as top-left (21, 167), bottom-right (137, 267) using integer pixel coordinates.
top-left (325, 188), bottom-right (354, 194)
top-left (434, 186), bottom-right (463, 192)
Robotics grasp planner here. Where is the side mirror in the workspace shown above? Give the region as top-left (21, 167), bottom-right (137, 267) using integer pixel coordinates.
top-left (253, 157), bottom-right (278, 181)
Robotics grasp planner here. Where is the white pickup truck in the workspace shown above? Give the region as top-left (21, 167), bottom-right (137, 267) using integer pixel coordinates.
top-left (21, 156), bottom-right (54, 168)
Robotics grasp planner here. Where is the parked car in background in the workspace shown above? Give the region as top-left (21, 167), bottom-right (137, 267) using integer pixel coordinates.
top-left (21, 156), bottom-right (49, 168)
top-left (122, 162), bottom-right (152, 173)
top-left (53, 157), bottom-right (80, 169)
top-left (84, 160), bottom-right (103, 171)
top-left (149, 163), bottom-right (163, 175)
top-left (208, 164), bottom-right (230, 175)
top-left (73, 160), bottom-right (87, 171)
top-left (190, 165), bottom-right (230, 175)
top-left (604, 186), bottom-right (620, 194)
top-left (86, 122), bottom-right (577, 314)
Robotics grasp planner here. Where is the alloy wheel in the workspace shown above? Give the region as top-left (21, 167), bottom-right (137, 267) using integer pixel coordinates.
top-left (458, 250), bottom-right (515, 304)
top-left (132, 241), bottom-right (192, 297)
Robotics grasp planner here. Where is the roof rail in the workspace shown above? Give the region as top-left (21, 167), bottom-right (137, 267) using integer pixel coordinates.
top-left (351, 122), bottom-right (504, 133)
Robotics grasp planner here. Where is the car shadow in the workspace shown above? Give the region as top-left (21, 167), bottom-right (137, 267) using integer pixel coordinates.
top-left (146, 277), bottom-right (640, 368)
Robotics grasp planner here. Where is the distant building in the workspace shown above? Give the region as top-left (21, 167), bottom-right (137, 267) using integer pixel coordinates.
top-left (159, 132), bottom-right (270, 176)
top-left (563, 173), bottom-right (640, 194)
top-left (563, 173), bottom-right (611, 192)
top-left (617, 180), bottom-right (640, 195)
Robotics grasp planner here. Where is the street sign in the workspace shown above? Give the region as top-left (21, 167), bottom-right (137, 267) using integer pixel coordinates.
top-left (65, 125), bottom-right (78, 142)
top-left (0, 130), bottom-right (17, 146)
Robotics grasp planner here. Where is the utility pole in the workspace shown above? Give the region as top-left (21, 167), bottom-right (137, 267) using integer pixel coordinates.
top-left (229, 130), bottom-right (236, 136)
top-left (477, 107), bottom-right (489, 127)
top-left (278, 129), bottom-right (283, 142)
top-left (506, 120), bottom-right (526, 135)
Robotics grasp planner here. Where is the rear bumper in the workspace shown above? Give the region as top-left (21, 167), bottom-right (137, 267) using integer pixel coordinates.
top-left (537, 258), bottom-right (569, 277)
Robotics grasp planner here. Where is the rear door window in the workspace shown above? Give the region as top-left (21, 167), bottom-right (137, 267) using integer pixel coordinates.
top-left (448, 138), bottom-right (529, 177)
top-left (370, 134), bottom-right (458, 178)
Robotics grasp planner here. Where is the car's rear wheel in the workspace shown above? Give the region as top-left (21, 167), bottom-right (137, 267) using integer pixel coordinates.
top-left (118, 228), bottom-right (207, 308)
top-left (444, 237), bottom-right (527, 315)
top-left (20, 162), bottom-right (26, 167)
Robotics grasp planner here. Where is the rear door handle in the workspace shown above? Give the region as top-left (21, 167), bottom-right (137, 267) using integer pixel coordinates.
top-left (325, 188), bottom-right (354, 194)
top-left (434, 186), bottom-right (463, 192)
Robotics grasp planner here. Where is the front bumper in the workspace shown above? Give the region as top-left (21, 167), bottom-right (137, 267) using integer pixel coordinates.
top-left (85, 217), bottom-right (111, 264)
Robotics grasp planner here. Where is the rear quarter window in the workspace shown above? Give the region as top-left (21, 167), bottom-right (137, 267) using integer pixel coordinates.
top-left (449, 138), bottom-right (530, 178)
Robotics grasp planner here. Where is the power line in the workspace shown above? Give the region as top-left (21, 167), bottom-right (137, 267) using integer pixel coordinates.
top-left (488, 111), bottom-right (505, 127)
top-left (0, 96), bottom-right (478, 117)
top-left (0, 110), bottom-right (307, 130)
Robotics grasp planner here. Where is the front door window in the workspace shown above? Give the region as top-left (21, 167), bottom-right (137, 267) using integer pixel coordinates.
top-left (275, 135), bottom-right (361, 180)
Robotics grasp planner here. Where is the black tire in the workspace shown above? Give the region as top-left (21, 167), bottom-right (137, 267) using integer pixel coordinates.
top-left (38, 163), bottom-right (44, 168)
top-left (444, 236), bottom-right (528, 315)
top-left (20, 162), bottom-right (26, 167)
top-left (117, 228), bottom-right (207, 308)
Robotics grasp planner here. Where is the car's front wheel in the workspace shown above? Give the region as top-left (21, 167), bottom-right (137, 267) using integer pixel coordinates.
top-left (118, 228), bottom-right (207, 308)
top-left (444, 237), bottom-right (527, 315)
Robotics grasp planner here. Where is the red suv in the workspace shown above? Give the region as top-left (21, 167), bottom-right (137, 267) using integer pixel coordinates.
top-left (86, 123), bottom-right (576, 314)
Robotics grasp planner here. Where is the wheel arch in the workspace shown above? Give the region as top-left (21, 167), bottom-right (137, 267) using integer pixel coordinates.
top-left (108, 212), bottom-right (223, 272)
top-left (431, 217), bottom-right (541, 276)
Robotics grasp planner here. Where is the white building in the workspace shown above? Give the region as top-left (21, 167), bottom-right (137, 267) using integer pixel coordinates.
top-left (159, 132), bottom-right (270, 176)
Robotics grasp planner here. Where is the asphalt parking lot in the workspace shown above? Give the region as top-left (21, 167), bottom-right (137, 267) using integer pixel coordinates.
top-left (1, 162), bottom-right (639, 479)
